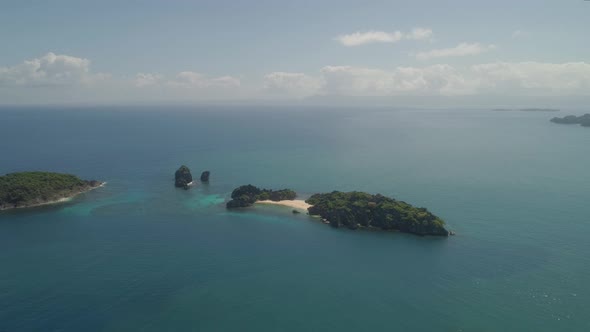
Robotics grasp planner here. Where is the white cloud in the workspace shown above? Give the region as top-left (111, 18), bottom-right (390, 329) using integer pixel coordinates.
top-left (335, 27), bottom-right (432, 46)
top-left (0, 52), bottom-right (106, 86)
top-left (263, 72), bottom-right (322, 97)
top-left (416, 43), bottom-right (496, 60)
top-left (335, 31), bottom-right (403, 46)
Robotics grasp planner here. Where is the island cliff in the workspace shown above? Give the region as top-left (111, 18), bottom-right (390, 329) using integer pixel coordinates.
top-left (0, 172), bottom-right (103, 210)
top-left (174, 165), bottom-right (193, 189)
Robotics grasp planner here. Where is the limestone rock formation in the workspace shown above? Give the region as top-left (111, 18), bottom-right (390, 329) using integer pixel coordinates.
top-left (174, 165), bottom-right (193, 189)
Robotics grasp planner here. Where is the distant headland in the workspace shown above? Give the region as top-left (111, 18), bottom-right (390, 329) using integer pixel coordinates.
top-left (227, 185), bottom-right (449, 236)
top-left (550, 114), bottom-right (590, 127)
top-left (0, 172), bottom-right (103, 210)
top-left (492, 108), bottom-right (560, 112)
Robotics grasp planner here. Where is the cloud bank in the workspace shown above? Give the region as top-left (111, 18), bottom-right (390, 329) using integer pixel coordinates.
top-left (1, 53), bottom-right (589, 104)
top-left (271, 62), bottom-right (590, 97)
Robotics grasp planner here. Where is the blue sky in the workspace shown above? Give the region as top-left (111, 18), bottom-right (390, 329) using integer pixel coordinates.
top-left (1, 0), bottom-right (589, 104)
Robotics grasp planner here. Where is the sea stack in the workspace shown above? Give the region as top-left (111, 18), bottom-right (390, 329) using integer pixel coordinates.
top-left (174, 165), bottom-right (193, 189)
top-left (200, 171), bottom-right (210, 182)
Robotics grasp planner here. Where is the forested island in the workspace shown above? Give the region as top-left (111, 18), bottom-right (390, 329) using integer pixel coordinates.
top-left (0, 172), bottom-right (103, 210)
top-left (226, 185), bottom-right (296, 208)
top-left (550, 114), bottom-right (590, 127)
top-left (226, 185), bottom-right (449, 236)
top-left (306, 191), bottom-right (448, 236)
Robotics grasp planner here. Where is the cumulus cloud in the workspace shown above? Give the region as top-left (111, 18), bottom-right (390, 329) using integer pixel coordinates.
top-left (415, 43), bottom-right (496, 60)
top-left (0, 52), bottom-right (106, 86)
top-left (263, 72), bottom-right (322, 97)
top-left (335, 27), bottom-right (432, 46)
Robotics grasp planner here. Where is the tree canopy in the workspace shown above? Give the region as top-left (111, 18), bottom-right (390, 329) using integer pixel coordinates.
top-left (0, 172), bottom-right (98, 209)
top-left (226, 185), bottom-right (296, 208)
top-left (306, 191), bottom-right (448, 236)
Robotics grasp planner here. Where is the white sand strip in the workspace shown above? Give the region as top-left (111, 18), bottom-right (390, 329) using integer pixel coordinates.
top-left (255, 199), bottom-right (312, 210)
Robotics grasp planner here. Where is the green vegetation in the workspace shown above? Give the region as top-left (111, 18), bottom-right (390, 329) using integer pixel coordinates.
top-left (306, 191), bottom-right (448, 236)
top-left (550, 114), bottom-right (590, 127)
top-left (226, 185), bottom-right (296, 208)
top-left (0, 172), bottom-right (102, 210)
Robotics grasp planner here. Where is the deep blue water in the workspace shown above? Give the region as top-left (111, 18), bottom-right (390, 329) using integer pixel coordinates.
top-left (1, 106), bottom-right (589, 331)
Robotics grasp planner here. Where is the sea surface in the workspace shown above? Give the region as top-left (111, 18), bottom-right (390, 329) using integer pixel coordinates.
top-left (1, 105), bottom-right (589, 331)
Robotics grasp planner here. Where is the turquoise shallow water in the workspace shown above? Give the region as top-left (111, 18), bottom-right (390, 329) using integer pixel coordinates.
top-left (1, 106), bottom-right (589, 331)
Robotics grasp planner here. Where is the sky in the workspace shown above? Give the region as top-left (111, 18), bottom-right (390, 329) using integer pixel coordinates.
top-left (0, 0), bottom-right (589, 105)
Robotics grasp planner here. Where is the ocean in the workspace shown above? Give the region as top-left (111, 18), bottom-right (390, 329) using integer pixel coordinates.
top-left (1, 105), bottom-right (589, 331)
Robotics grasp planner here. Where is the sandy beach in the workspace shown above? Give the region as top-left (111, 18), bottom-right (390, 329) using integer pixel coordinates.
top-left (255, 199), bottom-right (312, 210)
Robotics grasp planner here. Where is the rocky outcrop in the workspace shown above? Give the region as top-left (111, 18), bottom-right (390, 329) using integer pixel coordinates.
top-left (174, 165), bottom-right (193, 189)
top-left (200, 171), bottom-right (210, 182)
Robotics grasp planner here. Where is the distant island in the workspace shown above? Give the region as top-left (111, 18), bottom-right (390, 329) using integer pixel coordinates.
top-left (0, 172), bottom-right (103, 210)
top-left (550, 114), bottom-right (590, 127)
top-left (226, 185), bottom-right (449, 236)
top-left (492, 108), bottom-right (560, 112)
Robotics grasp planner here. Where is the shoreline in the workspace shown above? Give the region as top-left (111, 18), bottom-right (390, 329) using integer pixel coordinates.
top-left (255, 199), bottom-right (312, 211)
top-left (0, 182), bottom-right (106, 211)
